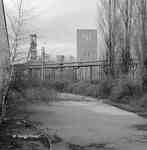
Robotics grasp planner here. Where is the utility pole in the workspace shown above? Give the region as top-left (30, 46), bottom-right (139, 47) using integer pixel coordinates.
top-left (0, 0), bottom-right (10, 120)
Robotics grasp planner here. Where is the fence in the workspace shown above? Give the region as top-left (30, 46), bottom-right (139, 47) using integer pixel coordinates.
top-left (14, 59), bottom-right (139, 82)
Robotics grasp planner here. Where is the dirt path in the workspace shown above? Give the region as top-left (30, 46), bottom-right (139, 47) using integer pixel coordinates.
top-left (28, 93), bottom-right (147, 150)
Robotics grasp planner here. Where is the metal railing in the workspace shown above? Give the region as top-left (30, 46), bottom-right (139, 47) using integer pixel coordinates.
top-left (14, 59), bottom-right (139, 82)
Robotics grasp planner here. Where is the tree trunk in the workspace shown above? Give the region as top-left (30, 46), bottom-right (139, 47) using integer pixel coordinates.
top-left (122, 0), bottom-right (132, 74)
top-left (141, 0), bottom-right (147, 90)
top-left (108, 0), bottom-right (115, 78)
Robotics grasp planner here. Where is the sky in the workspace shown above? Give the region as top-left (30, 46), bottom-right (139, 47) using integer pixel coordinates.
top-left (4, 0), bottom-right (98, 57)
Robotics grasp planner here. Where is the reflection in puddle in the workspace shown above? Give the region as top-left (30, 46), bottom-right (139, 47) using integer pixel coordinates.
top-left (130, 124), bottom-right (147, 143)
top-left (132, 124), bottom-right (147, 131)
top-left (68, 143), bottom-right (116, 150)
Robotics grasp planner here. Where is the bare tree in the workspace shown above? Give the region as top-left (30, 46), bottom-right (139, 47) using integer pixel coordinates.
top-left (140, 0), bottom-right (147, 67)
top-left (129, 0), bottom-right (147, 88)
top-left (6, 0), bottom-right (38, 63)
top-left (98, 0), bottom-right (119, 77)
top-left (7, 0), bottom-right (24, 62)
top-left (119, 0), bottom-right (133, 73)
top-left (98, 0), bottom-right (137, 75)
top-left (98, 0), bottom-right (147, 89)
top-left (139, 0), bottom-right (147, 89)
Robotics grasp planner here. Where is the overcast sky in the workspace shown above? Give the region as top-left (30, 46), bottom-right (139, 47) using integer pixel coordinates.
top-left (4, 0), bottom-right (98, 57)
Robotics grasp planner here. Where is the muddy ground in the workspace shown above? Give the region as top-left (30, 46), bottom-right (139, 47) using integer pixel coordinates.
top-left (0, 100), bottom-right (63, 150)
top-left (1, 93), bottom-right (147, 150)
top-left (28, 94), bottom-right (147, 150)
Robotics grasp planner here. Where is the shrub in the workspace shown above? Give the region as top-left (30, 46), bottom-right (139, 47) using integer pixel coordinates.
top-left (64, 83), bottom-right (75, 93)
top-left (142, 71), bottom-right (147, 91)
top-left (110, 76), bottom-right (142, 104)
top-left (96, 78), bottom-right (114, 98)
top-left (24, 87), bottom-right (57, 103)
top-left (137, 94), bottom-right (147, 109)
top-left (42, 79), bottom-right (72, 92)
top-left (52, 80), bottom-right (71, 91)
top-left (67, 81), bottom-right (91, 95)
top-left (85, 84), bottom-right (99, 97)
top-left (7, 89), bottom-right (27, 117)
top-left (7, 89), bottom-right (25, 105)
top-left (10, 77), bottom-right (42, 91)
top-left (65, 79), bottom-right (114, 98)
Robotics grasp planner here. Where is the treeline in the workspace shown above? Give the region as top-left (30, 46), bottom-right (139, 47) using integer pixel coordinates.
top-left (98, 0), bottom-right (147, 88)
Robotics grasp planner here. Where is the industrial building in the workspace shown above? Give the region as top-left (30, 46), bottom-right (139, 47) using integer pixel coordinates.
top-left (77, 29), bottom-right (98, 80)
top-left (77, 29), bottom-right (97, 62)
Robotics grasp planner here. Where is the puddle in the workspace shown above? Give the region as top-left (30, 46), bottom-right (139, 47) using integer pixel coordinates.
top-left (0, 118), bottom-right (63, 150)
top-left (68, 143), bottom-right (116, 150)
top-left (132, 124), bottom-right (147, 131)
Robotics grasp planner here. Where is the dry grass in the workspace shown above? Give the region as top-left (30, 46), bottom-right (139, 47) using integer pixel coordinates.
top-left (24, 87), bottom-right (57, 103)
top-left (110, 76), bottom-right (142, 104)
top-left (9, 76), bottom-right (147, 112)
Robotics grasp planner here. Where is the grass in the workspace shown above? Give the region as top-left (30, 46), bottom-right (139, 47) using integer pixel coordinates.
top-left (39, 76), bottom-right (147, 113)
top-left (7, 77), bottom-right (58, 113)
top-left (59, 78), bottom-right (114, 99)
top-left (110, 76), bottom-right (143, 104)
top-left (24, 87), bottom-right (57, 103)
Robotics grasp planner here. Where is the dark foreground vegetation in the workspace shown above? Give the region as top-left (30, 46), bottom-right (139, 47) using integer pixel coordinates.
top-left (0, 77), bottom-right (60, 150)
top-left (9, 78), bottom-right (57, 104)
top-left (2, 75), bottom-right (146, 150)
top-left (11, 75), bottom-right (147, 116)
